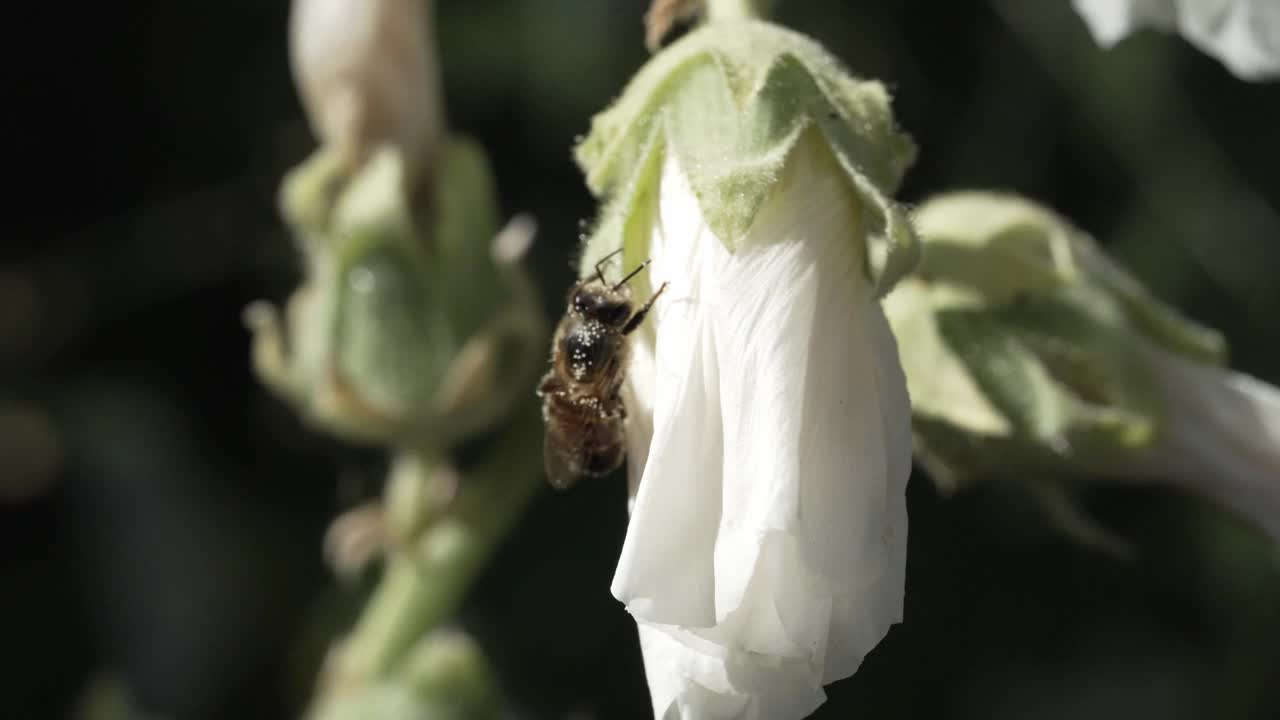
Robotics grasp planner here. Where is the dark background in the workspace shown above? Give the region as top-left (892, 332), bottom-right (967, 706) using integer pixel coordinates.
top-left (4, 1), bottom-right (1279, 718)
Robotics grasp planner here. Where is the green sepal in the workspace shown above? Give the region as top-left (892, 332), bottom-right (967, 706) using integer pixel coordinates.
top-left (575, 19), bottom-right (918, 295)
top-left (935, 300), bottom-right (1158, 464)
top-left (578, 126), bottom-right (667, 302)
top-left (910, 192), bottom-right (1226, 363)
top-left (1071, 235), bottom-right (1227, 364)
top-left (891, 191), bottom-right (1232, 529)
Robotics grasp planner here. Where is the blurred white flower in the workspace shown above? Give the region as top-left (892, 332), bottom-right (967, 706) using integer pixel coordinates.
top-left (290, 0), bottom-right (443, 183)
top-left (1137, 348), bottom-right (1280, 541)
top-left (1071, 0), bottom-right (1280, 80)
top-left (614, 133), bottom-right (912, 719)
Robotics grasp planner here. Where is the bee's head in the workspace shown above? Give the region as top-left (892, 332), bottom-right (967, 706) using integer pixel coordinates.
top-left (571, 284), bottom-right (631, 327)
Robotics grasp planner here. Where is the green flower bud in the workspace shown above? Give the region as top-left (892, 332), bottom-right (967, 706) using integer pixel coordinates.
top-left (246, 140), bottom-right (544, 447)
top-left (394, 630), bottom-right (495, 717)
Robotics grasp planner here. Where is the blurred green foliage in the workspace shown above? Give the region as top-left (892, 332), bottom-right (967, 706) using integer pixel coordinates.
top-left (3, 1), bottom-right (1278, 719)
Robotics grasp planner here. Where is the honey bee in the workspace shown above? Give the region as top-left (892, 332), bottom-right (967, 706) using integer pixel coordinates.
top-left (537, 250), bottom-right (668, 490)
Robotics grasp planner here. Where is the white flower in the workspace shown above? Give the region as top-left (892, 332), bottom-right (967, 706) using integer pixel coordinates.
top-left (614, 132), bottom-right (912, 719)
top-left (289, 0), bottom-right (443, 182)
top-left (1071, 0), bottom-right (1280, 80)
top-left (570, 20), bottom-right (918, 716)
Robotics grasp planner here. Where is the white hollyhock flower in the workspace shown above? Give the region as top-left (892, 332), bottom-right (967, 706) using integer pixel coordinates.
top-left (613, 133), bottom-right (912, 719)
top-left (290, 0), bottom-right (443, 182)
top-left (571, 19), bottom-right (919, 716)
top-left (1072, 0), bottom-right (1280, 80)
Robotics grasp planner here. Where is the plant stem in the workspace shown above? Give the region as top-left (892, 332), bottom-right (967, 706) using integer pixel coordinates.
top-left (316, 405), bottom-right (543, 699)
top-left (332, 552), bottom-right (435, 685)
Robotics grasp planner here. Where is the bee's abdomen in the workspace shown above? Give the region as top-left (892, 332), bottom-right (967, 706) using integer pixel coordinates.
top-left (539, 375), bottom-right (627, 479)
top-left (579, 437), bottom-right (625, 477)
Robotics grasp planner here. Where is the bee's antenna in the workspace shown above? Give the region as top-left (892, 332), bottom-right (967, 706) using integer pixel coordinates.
top-left (594, 248), bottom-right (625, 285)
top-left (613, 259), bottom-right (652, 290)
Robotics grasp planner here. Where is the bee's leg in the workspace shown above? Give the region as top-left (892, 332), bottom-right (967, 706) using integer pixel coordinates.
top-left (594, 248), bottom-right (624, 285)
top-left (623, 282), bottom-right (670, 334)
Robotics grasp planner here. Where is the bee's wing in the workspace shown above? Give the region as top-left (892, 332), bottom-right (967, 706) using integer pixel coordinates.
top-left (543, 427), bottom-right (584, 491)
top-left (538, 373), bottom-right (585, 491)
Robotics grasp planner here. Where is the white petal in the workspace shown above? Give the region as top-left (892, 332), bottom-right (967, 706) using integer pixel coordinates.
top-left (290, 0), bottom-right (443, 174)
top-left (1140, 347), bottom-right (1280, 540)
top-left (615, 134), bottom-right (912, 717)
top-left (622, 330), bottom-right (658, 512)
top-left (615, 274), bottom-right (723, 624)
top-left (637, 622), bottom-right (827, 720)
top-left (1072, 0), bottom-right (1177, 46)
top-left (1072, 0), bottom-right (1280, 80)
top-left (1175, 0), bottom-right (1280, 80)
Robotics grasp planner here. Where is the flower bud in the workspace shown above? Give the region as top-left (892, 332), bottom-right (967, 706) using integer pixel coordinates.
top-left (247, 139), bottom-right (544, 448)
top-left (888, 191), bottom-right (1280, 545)
top-left (574, 19), bottom-right (918, 719)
